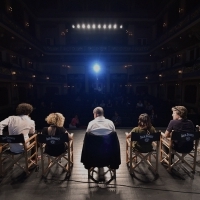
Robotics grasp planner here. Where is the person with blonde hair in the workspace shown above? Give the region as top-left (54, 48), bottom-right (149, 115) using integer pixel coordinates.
top-left (42, 113), bottom-right (73, 156)
top-left (125, 113), bottom-right (156, 152)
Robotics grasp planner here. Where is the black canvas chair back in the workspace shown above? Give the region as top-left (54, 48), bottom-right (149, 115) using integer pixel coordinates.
top-left (171, 131), bottom-right (199, 141)
top-left (131, 132), bottom-right (161, 144)
top-left (0, 134), bottom-right (25, 143)
top-left (37, 134), bottom-right (69, 145)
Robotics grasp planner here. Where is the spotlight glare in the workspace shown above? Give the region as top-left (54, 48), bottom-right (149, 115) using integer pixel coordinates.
top-left (98, 24), bottom-right (101, 29)
top-left (108, 24), bottom-right (112, 29)
top-left (82, 24), bottom-right (85, 29)
top-left (87, 24), bottom-right (90, 29)
top-left (103, 24), bottom-right (106, 29)
top-left (72, 25), bottom-right (75, 28)
top-left (77, 24), bottom-right (80, 28)
top-left (93, 64), bottom-right (100, 73)
top-left (92, 24), bottom-right (96, 29)
top-left (120, 25), bottom-right (123, 29)
top-left (113, 24), bottom-right (117, 29)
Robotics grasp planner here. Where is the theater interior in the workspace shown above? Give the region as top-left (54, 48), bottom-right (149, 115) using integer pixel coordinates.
top-left (1, 0), bottom-right (200, 199)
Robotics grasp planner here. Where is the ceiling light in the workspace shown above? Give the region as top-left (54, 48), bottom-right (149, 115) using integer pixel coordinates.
top-left (108, 24), bottom-right (112, 29)
top-left (113, 24), bottom-right (117, 29)
top-left (72, 25), bottom-right (75, 28)
top-left (92, 24), bottom-right (96, 29)
top-left (98, 24), bottom-right (101, 29)
top-left (103, 24), bottom-right (106, 29)
top-left (87, 24), bottom-right (90, 29)
top-left (120, 25), bottom-right (123, 29)
top-left (77, 24), bottom-right (80, 28)
top-left (82, 24), bottom-right (85, 29)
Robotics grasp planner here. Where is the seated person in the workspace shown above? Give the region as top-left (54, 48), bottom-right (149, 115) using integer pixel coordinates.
top-left (42, 113), bottom-right (73, 157)
top-left (162, 106), bottom-right (195, 153)
top-left (86, 107), bottom-right (115, 135)
top-left (69, 114), bottom-right (79, 128)
top-left (125, 113), bottom-right (156, 152)
top-left (112, 111), bottom-right (122, 127)
top-left (0, 103), bottom-right (35, 153)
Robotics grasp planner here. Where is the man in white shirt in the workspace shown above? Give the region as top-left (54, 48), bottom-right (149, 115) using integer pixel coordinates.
top-left (0, 103), bottom-right (35, 153)
top-left (86, 107), bottom-right (115, 135)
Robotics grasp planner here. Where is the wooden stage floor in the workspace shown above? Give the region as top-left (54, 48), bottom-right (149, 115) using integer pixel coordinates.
top-left (1, 128), bottom-right (200, 200)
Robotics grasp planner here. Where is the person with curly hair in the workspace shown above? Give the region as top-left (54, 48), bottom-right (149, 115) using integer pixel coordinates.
top-left (42, 113), bottom-right (73, 156)
top-left (125, 113), bottom-right (156, 152)
top-left (0, 103), bottom-right (35, 153)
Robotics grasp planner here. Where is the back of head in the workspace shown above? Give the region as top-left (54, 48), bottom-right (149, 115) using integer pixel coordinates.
top-left (16, 103), bottom-right (33, 115)
top-left (138, 113), bottom-right (152, 130)
top-left (172, 106), bottom-right (187, 119)
top-left (93, 107), bottom-right (104, 117)
top-left (45, 113), bottom-right (65, 127)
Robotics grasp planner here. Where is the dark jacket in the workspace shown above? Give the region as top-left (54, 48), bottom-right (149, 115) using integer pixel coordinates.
top-left (81, 132), bottom-right (121, 169)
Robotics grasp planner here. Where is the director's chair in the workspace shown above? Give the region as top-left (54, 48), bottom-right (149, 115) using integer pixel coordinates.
top-left (0, 134), bottom-right (38, 176)
top-left (160, 131), bottom-right (199, 175)
top-left (37, 134), bottom-right (73, 178)
top-left (126, 132), bottom-right (161, 175)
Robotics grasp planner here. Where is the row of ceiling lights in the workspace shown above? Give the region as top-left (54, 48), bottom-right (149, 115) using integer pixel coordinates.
top-left (72, 24), bottom-right (123, 29)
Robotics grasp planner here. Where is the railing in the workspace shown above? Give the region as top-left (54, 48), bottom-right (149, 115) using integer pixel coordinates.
top-left (44, 45), bottom-right (149, 53)
top-left (0, 12), bottom-right (43, 50)
top-left (152, 4), bottom-right (200, 48)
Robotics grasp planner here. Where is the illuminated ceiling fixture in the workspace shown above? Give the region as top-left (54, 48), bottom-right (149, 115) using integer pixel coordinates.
top-left (82, 24), bottom-right (85, 29)
top-left (108, 24), bottom-right (112, 29)
top-left (113, 24), bottom-right (117, 29)
top-left (120, 25), bottom-right (123, 29)
top-left (92, 24), bottom-right (96, 29)
top-left (72, 25), bottom-right (75, 28)
top-left (103, 24), bottom-right (106, 29)
top-left (32, 75), bottom-right (36, 78)
top-left (87, 24), bottom-right (90, 29)
top-left (77, 24), bottom-right (80, 28)
top-left (98, 24), bottom-right (101, 29)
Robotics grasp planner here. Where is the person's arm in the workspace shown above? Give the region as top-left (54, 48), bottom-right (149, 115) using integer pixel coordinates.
top-left (162, 120), bottom-right (173, 137)
top-left (0, 117), bottom-right (10, 135)
top-left (125, 128), bottom-right (135, 138)
top-left (29, 120), bottom-right (35, 134)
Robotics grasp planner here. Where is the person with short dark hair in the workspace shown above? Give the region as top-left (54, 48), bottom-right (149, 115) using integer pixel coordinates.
top-left (0, 103), bottom-right (35, 153)
top-left (162, 106), bottom-right (195, 152)
top-left (125, 113), bottom-right (156, 152)
top-left (86, 107), bottom-right (115, 135)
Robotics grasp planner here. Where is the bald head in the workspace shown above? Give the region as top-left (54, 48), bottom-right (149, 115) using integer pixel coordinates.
top-left (93, 107), bottom-right (104, 118)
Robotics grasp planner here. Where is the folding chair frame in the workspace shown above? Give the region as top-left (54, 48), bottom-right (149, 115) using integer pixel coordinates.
top-left (0, 134), bottom-right (38, 177)
top-left (126, 132), bottom-right (160, 175)
top-left (88, 167), bottom-right (116, 185)
top-left (39, 139), bottom-right (73, 178)
top-left (160, 133), bottom-right (199, 174)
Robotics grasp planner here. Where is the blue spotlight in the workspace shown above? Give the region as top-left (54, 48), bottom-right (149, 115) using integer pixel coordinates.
top-left (93, 64), bottom-right (100, 73)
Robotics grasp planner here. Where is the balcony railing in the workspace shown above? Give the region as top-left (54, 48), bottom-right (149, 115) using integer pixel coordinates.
top-left (152, 4), bottom-right (200, 48)
top-left (44, 45), bottom-right (149, 53)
